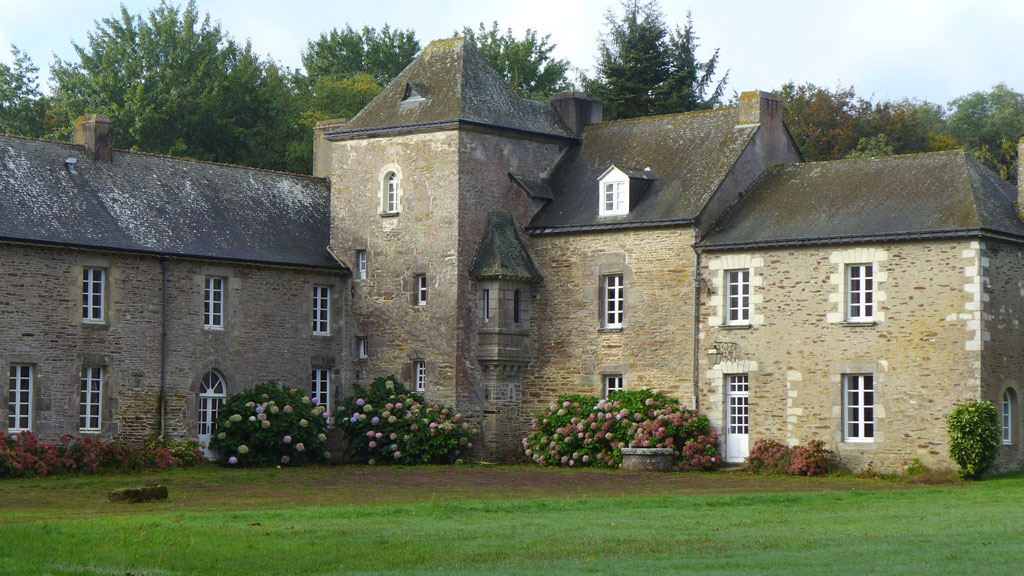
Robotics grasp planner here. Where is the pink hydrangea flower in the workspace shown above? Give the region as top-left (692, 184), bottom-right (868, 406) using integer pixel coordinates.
top-left (283, 435), bottom-right (292, 444)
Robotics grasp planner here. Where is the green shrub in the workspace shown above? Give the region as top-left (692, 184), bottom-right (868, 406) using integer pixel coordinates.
top-left (208, 382), bottom-right (329, 466)
top-left (334, 376), bottom-right (475, 464)
top-left (946, 400), bottom-right (1000, 479)
top-left (523, 390), bottom-right (721, 471)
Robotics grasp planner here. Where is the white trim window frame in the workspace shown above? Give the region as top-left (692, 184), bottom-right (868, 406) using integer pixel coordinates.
top-left (1002, 390), bottom-right (1013, 445)
top-left (416, 275), bottom-right (428, 306)
top-left (385, 172), bottom-right (399, 214)
top-left (414, 361), bottom-right (426, 392)
top-left (79, 366), bottom-right (103, 432)
top-left (600, 180), bottom-right (627, 216)
top-left (82, 268), bottom-right (105, 323)
top-left (7, 365), bottom-right (32, 432)
top-left (843, 374), bottom-right (874, 442)
top-left (356, 337), bottom-right (368, 359)
top-left (198, 372), bottom-right (226, 439)
top-left (204, 276), bottom-right (225, 329)
top-left (311, 369), bottom-right (330, 409)
top-left (312, 285), bottom-right (331, 335)
top-left (602, 274), bottom-right (624, 328)
top-left (725, 269), bottom-right (750, 325)
top-left (846, 264), bottom-right (874, 322)
top-left (603, 374), bottom-right (624, 396)
top-left (356, 250), bottom-right (367, 281)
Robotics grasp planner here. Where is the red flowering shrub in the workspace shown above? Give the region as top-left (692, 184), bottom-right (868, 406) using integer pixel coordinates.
top-left (745, 438), bottom-right (835, 477)
top-left (0, 432), bottom-right (205, 479)
top-left (523, 390), bottom-right (721, 471)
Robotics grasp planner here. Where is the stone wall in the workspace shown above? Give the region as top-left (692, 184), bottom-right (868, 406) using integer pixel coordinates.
top-left (0, 242), bottom-right (346, 444)
top-left (980, 239), bottom-right (1024, 473)
top-left (524, 226), bottom-right (698, 437)
top-left (699, 240), bottom-right (981, 473)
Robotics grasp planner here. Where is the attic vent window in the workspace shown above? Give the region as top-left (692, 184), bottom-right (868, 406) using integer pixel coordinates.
top-left (402, 83), bottom-right (426, 103)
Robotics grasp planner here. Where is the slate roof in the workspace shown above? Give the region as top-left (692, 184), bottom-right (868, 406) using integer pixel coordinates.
top-left (470, 212), bottom-right (543, 281)
top-left (699, 150), bottom-right (1024, 248)
top-left (525, 108), bottom-right (759, 233)
top-left (325, 38), bottom-right (573, 140)
top-left (0, 134), bottom-right (342, 269)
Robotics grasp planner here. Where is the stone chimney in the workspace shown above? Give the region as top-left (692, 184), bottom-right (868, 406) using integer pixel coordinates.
top-left (73, 114), bottom-right (113, 162)
top-left (737, 91), bottom-right (783, 126)
top-left (312, 118), bottom-right (346, 178)
top-left (551, 92), bottom-right (602, 137)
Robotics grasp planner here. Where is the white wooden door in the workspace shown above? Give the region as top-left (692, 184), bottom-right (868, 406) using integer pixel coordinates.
top-left (726, 375), bottom-right (749, 463)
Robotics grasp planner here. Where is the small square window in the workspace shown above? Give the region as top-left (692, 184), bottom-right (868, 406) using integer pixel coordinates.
top-left (204, 277), bottom-right (224, 329)
top-left (414, 361), bottom-right (426, 392)
top-left (356, 250), bottom-right (367, 280)
top-left (603, 374), bottom-right (623, 396)
top-left (82, 268), bottom-right (105, 323)
top-left (357, 337), bottom-right (368, 359)
top-left (313, 285), bottom-right (330, 335)
top-left (416, 275), bottom-right (427, 306)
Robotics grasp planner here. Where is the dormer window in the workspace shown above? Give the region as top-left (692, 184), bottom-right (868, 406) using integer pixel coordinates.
top-left (598, 166), bottom-right (630, 217)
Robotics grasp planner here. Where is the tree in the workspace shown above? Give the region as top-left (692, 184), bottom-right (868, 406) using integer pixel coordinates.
top-left (844, 133), bottom-right (894, 159)
top-left (947, 84), bottom-right (1024, 181)
top-left (301, 25), bottom-right (419, 86)
top-left (589, 2), bottom-right (726, 120)
top-left (48, 1), bottom-right (305, 171)
top-left (460, 22), bottom-right (571, 99)
top-left (0, 46), bottom-right (47, 137)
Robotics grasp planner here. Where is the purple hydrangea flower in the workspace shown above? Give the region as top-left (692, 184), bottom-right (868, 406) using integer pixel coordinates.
top-left (255, 406), bottom-right (264, 414)
top-left (355, 398), bottom-right (365, 406)
top-left (228, 456), bottom-right (238, 465)
top-left (371, 416), bottom-right (380, 425)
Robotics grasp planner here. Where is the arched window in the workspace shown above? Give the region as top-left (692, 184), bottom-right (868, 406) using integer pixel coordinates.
top-left (198, 372), bottom-right (227, 451)
top-left (1002, 389), bottom-right (1015, 446)
top-left (385, 172), bottom-right (399, 214)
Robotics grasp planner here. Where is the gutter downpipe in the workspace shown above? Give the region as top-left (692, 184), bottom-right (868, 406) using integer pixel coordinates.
top-left (692, 231), bottom-right (701, 412)
top-left (159, 257), bottom-right (169, 440)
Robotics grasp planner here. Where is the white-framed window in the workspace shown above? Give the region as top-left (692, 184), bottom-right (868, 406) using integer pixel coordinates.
top-left (198, 372), bottom-right (226, 440)
top-left (843, 374), bottom-right (874, 442)
top-left (481, 289), bottom-right (491, 322)
top-left (356, 250), bottom-right (367, 280)
top-left (416, 275), bottom-right (427, 306)
top-left (414, 361), bottom-right (426, 392)
top-left (1002, 389), bottom-right (1014, 446)
top-left (356, 337), bottom-right (368, 359)
top-left (204, 276), bottom-right (224, 329)
top-left (313, 285), bottom-right (330, 335)
top-left (725, 269), bottom-right (750, 325)
top-left (601, 181), bottom-right (626, 216)
top-left (602, 274), bottom-right (623, 328)
top-left (82, 268), bottom-right (105, 323)
top-left (847, 264), bottom-right (874, 322)
top-left (7, 365), bottom-right (32, 432)
top-left (603, 374), bottom-right (624, 396)
top-left (727, 374), bottom-right (750, 436)
top-left (311, 369), bottom-right (330, 409)
top-left (385, 172), bottom-right (399, 214)
top-left (79, 366), bottom-right (103, 432)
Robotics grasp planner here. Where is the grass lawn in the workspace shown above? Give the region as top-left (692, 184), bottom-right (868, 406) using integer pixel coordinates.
top-left (0, 465), bottom-right (1021, 575)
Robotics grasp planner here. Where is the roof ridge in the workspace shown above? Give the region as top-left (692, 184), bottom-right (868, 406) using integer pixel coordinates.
top-left (789, 148), bottom-right (967, 168)
top-left (0, 132), bottom-right (326, 182)
top-left (591, 106), bottom-right (733, 127)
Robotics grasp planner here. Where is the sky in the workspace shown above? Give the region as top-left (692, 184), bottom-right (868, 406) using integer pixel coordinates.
top-left (1, 0), bottom-right (1021, 106)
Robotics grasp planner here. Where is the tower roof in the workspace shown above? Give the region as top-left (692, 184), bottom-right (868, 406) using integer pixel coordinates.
top-left (470, 212), bottom-right (543, 281)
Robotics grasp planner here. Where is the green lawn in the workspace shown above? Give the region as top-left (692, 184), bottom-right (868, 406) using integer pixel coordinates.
top-left (0, 466), bottom-right (1020, 575)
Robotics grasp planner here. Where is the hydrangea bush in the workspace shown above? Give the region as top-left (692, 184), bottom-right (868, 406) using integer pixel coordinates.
top-left (744, 438), bottom-right (835, 476)
top-left (334, 376), bottom-right (475, 464)
top-left (523, 390), bottom-right (721, 471)
top-left (208, 382), bottom-right (329, 466)
top-left (0, 432), bottom-right (204, 479)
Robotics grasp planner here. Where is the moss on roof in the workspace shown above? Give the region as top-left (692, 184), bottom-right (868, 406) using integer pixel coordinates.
top-left (526, 107), bottom-right (758, 231)
top-left (330, 38), bottom-right (571, 139)
top-left (470, 212), bottom-right (542, 281)
top-left (700, 150), bottom-right (1024, 247)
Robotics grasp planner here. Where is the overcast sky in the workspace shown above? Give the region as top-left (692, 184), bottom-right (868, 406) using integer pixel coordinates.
top-left (1, 0), bottom-right (1020, 106)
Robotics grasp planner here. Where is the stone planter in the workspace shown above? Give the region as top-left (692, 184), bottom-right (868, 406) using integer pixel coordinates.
top-left (620, 447), bottom-right (674, 471)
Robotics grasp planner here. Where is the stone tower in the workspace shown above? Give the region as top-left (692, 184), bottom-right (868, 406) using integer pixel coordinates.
top-left (315, 38), bottom-right (578, 459)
